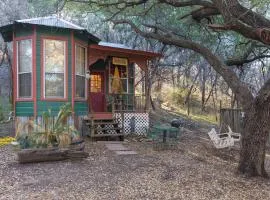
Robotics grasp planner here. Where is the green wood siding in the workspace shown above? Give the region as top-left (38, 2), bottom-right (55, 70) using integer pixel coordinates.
top-left (74, 102), bottom-right (88, 116)
top-left (15, 24), bottom-right (33, 38)
top-left (37, 102), bottom-right (67, 116)
top-left (74, 33), bottom-right (96, 45)
top-left (16, 102), bottom-right (34, 116)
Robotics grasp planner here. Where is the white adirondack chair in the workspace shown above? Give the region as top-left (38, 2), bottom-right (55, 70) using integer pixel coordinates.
top-left (227, 126), bottom-right (241, 142)
top-left (207, 128), bottom-right (234, 149)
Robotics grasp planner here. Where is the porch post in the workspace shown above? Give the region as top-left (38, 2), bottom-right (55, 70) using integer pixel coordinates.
top-left (144, 60), bottom-right (150, 112)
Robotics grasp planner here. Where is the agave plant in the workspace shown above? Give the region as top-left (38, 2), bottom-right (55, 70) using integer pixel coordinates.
top-left (16, 103), bottom-right (80, 149)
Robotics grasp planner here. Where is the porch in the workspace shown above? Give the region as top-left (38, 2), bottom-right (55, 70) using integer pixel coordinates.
top-left (84, 42), bottom-right (159, 138)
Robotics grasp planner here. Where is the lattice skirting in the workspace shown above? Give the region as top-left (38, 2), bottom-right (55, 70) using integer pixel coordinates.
top-left (15, 113), bottom-right (149, 136)
top-left (114, 112), bottom-right (149, 135)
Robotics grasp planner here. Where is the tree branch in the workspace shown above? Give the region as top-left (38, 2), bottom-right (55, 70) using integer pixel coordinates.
top-left (158, 0), bottom-right (214, 8)
top-left (112, 19), bottom-right (254, 108)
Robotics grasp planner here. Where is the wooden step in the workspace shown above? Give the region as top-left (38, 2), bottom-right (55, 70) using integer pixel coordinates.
top-left (94, 127), bottom-right (122, 131)
top-left (91, 133), bottom-right (124, 137)
top-left (88, 112), bottom-right (114, 120)
top-left (86, 122), bottom-right (119, 126)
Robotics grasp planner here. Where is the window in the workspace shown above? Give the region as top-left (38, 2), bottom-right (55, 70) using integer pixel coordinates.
top-left (17, 39), bottom-right (32, 98)
top-left (90, 74), bottom-right (102, 93)
top-left (109, 58), bottom-right (128, 94)
top-left (75, 45), bottom-right (86, 98)
top-left (43, 39), bottom-right (66, 98)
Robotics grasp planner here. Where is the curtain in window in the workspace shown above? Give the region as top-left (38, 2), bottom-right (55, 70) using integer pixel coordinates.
top-left (44, 39), bottom-right (65, 98)
top-left (18, 39), bottom-right (32, 98)
top-left (110, 64), bottom-right (128, 94)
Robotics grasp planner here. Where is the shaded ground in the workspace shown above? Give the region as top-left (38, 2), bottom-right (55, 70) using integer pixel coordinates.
top-left (1, 109), bottom-right (270, 199)
top-left (1, 131), bottom-right (270, 200)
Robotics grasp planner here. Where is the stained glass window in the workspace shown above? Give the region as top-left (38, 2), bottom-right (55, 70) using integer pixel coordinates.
top-left (90, 74), bottom-right (102, 93)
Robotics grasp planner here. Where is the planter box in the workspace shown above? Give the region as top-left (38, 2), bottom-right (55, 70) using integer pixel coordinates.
top-left (17, 142), bottom-right (88, 163)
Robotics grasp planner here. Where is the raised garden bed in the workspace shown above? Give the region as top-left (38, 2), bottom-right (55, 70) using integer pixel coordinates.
top-left (17, 142), bottom-right (88, 163)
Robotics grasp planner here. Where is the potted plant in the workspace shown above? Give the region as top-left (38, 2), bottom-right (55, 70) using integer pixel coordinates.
top-left (14, 103), bottom-right (88, 163)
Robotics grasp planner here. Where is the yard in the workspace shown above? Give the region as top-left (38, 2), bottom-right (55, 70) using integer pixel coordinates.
top-left (1, 127), bottom-right (270, 200)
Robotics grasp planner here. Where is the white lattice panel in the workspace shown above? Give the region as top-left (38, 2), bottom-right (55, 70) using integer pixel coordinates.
top-left (114, 113), bottom-right (149, 135)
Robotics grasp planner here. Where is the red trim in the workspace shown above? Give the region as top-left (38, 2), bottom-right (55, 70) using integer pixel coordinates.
top-left (33, 25), bottom-right (37, 117)
top-left (12, 31), bottom-right (16, 113)
top-left (14, 35), bottom-right (34, 102)
top-left (75, 39), bottom-right (88, 48)
top-left (89, 44), bottom-right (162, 58)
top-left (40, 36), bottom-right (68, 101)
top-left (74, 40), bottom-right (88, 101)
top-left (14, 35), bottom-right (33, 41)
top-left (71, 31), bottom-right (75, 111)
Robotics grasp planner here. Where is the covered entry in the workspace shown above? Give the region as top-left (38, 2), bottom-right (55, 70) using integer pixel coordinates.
top-left (88, 42), bottom-right (160, 114)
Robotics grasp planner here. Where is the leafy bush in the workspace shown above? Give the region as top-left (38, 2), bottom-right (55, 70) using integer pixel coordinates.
top-left (16, 103), bottom-right (80, 149)
top-left (0, 104), bottom-right (4, 122)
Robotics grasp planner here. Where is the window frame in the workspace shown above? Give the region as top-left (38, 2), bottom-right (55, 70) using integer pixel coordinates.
top-left (16, 37), bottom-right (33, 101)
top-left (41, 36), bottom-right (68, 101)
top-left (109, 58), bottom-right (129, 94)
top-left (75, 42), bottom-right (87, 101)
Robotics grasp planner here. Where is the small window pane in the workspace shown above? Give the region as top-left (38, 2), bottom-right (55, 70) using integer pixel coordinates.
top-left (121, 79), bottom-right (127, 93)
top-left (90, 75), bottom-right (102, 93)
top-left (19, 73), bottom-right (31, 97)
top-left (75, 45), bottom-right (85, 75)
top-left (18, 40), bottom-right (32, 73)
top-left (75, 45), bottom-right (86, 98)
top-left (76, 75), bottom-right (85, 98)
top-left (45, 40), bottom-right (65, 73)
top-left (45, 73), bottom-right (64, 97)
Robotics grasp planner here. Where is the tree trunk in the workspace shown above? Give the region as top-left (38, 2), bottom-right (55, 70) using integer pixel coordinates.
top-left (200, 67), bottom-right (207, 112)
top-left (238, 105), bottom-right (270, 177)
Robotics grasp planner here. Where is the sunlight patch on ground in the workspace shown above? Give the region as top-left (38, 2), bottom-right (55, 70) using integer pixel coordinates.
top-left (161, 103), bottom-right (218, 125)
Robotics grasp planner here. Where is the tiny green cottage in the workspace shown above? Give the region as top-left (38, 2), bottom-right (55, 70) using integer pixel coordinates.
top-left (0, 16), bottom-right (160, 138)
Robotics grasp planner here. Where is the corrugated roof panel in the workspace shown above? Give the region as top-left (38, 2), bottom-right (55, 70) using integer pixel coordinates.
top-left (16, 16), bottom-right (84, 30)
top-left (98, 41), bottom-right (132, 50)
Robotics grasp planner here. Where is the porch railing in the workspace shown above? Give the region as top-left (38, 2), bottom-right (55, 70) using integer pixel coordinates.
top-left (107, 94), bottom-right (146, 112)
top-left (134, 95), bottom-right (146, 112)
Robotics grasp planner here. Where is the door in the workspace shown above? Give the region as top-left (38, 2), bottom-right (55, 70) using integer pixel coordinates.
top-left (90, 72), bottom-right (105, 112)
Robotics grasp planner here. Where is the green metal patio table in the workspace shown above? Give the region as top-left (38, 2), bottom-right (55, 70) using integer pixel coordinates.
top-left (151, 124), bottom-right (179, 143)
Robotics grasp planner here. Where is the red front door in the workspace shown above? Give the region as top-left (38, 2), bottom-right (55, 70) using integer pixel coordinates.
top-left (90, 72), bottom-right (105, 112)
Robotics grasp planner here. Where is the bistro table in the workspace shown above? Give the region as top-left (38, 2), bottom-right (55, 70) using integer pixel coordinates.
top-left (152, 124), bottom-right (180, 143)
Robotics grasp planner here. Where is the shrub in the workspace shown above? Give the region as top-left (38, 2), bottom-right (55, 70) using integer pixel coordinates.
top-left (16, 103), bottom-right (80, 149)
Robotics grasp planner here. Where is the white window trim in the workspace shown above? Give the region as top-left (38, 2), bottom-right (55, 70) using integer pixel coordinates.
top-left (43, 39), bottom-right (67, 99)
top-left (75, 44), bottom-right (87, 100)
top-left (17, 39), bottom-right (33, 99)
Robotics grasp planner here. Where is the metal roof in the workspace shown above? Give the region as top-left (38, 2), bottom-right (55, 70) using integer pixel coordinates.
top-left (0, 16), bottom-right (100, 43)
top-left (16, 16), bottom-right (85, 30)
top-left (98, 41), bottom-right (132, 50)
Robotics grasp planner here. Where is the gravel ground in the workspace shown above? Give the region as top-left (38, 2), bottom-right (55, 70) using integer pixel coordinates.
top-left (1, 131), bottom-right (270, 200)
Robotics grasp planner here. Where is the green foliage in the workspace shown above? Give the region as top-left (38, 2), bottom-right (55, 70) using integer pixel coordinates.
top-left (0, 97), bottom-right (5, 122)
top-left (16, 103), bottom-right (80, 149)
top-left (0, 104), bottom-right (4, 122)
